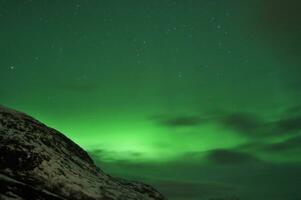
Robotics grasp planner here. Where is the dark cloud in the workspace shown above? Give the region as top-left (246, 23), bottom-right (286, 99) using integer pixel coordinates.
top-left (151, 110), bottom-right (301, 138)
top-left (88, 149), bottom-right (145, 164)
top-left (160, 116), bottom-right (201, 127)
top-left (218, 111), bottom-right (301, 137)
top-left (237, 135), bottom-right (301, 154)
top-left (275, 115), bottom-right (301, 133)
top-left (220, 113), bottom-right (262, 134)
top-left (236, 141), bottom-right (265, 151)
top-left (284, 106), bottom-right (301, 117)
top-left (263, 135), bottom-right (301, 152)
top-left (206, 149), bottom-right (259, 165)
top-left (151, 115), bottom-right (202, 127)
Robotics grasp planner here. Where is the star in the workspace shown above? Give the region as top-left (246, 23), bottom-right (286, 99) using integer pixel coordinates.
top-left (10, 65), bottom-right (15, 70)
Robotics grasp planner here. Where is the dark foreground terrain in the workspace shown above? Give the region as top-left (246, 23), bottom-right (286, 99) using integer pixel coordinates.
top-left (0, 106), bottom-right (166, 200)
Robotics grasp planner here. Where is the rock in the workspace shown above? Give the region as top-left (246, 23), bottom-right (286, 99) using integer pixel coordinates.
top-left (0, 106), bottom-right (166, 200)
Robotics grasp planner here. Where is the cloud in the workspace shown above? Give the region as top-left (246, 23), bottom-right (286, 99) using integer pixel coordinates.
top-left (88, 149), bottom-right (145, 164)
top-left (151, 115), bottom-right (202, 127)
top-left (274, 115), bottom-right (301, 133)
top-left (284, 106), bottom-right (301, 117)
top-left (150, 107), bottom-right (301, 137)
top-left (237, 135), bottom-right (301, 155)
top-left (262, 135), bottom-right (301, 152)
top-left (220, 113), bottom-right (262, 135)
top-left (218, 111), bottom-right (301, 137)
top-left (160, 116), bottom-right (201, 127)
top-left (205, 149), bottom-right (259, 165)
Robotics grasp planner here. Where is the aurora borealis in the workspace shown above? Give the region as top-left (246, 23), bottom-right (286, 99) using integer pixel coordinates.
top-left (1, 0), bottom-right (301, 199)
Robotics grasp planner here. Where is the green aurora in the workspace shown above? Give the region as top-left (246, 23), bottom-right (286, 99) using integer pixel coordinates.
top-left (1, 0), bottom-right (301, 199)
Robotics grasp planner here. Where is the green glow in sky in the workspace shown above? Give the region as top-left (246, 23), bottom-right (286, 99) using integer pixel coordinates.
top-left (1, 0), bottom-right (301, 199)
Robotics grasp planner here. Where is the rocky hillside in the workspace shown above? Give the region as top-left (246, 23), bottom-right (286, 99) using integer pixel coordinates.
top-left (0, 106), bottom-right (166, 200)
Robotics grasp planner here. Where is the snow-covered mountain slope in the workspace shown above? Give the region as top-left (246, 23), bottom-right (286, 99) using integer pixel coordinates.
top-left (0, 106), bottom-right (166, 200)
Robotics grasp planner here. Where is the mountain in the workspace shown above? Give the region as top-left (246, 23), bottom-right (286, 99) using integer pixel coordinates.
top-left (0, 106), bottom-right (166, 200)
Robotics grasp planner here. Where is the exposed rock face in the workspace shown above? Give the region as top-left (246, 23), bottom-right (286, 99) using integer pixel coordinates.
top-left (0, 106), bottom-right (166, 200)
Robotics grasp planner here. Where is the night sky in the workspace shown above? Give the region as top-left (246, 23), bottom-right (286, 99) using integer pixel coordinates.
top-left (1, 0), bottom-right (301, 199)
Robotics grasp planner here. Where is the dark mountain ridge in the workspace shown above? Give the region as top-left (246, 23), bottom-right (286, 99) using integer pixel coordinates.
top-left (0, 106), bottom-right (165, 200)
